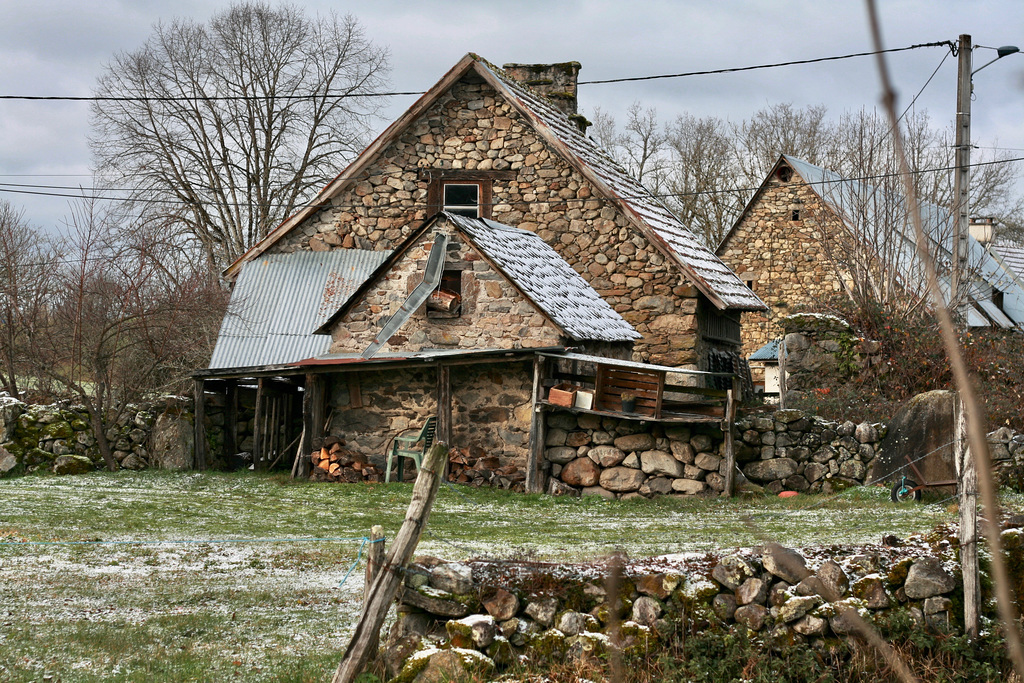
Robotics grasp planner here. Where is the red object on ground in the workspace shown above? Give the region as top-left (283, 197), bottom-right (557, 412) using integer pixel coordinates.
top-left (778, 491), bottom-right (799, 498)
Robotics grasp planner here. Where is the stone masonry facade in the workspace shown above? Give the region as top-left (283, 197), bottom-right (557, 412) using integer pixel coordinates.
top-left (270, 76), bottom-right (704, 366)
top-left (327, 364), bottom-right (533, 469)
top-left (718, 168), bottom-right (847, 358)
top-left (328, 229), bottom-right (564, 354)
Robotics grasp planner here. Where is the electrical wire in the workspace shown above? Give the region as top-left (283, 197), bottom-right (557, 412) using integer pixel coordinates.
top-left (578, 42), bottom-right (953, 85)
top-left (0, 42), bottom-right (951, 102)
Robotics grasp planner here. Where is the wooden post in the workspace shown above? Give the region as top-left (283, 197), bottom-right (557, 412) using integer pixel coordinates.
top-left (722, 376), bottom-right (740, 497)
top-left (332, 443), bottom-right (449, 683)
top-left (253, 378), bottom-right (265, 471)
top-left (361, 525), bottom-right (386, 663)
top-left (436, 364), bottom-right (452, 480)
top-left (294, 374), bottom-right (319, 479)
top-left (224, 379), bottom-right (237, 463)
top-left (777, 339), bottom-right (788, 410)
top-left (193, 378), bottom-right (207, 470)
top-left (526, 355), bottom-right (545, 494)
top-left (957, 394), bottom-right (980, 638)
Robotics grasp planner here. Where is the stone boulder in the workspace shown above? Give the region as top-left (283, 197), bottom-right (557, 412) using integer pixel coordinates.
top-left (561, 457), bottom-right (600, 487)
top-left (872, 391), bottom-right (956, 487)
top-left (52, 454), bottom-right (94, 475)
top-left (743, 458), bottom-right (798, 483)
top-left (904, 558), bottom-right (955, 599)
top-left (599, 467), bottom-right (645, 492)
top-left (640, 450), bottom-right (684, 477)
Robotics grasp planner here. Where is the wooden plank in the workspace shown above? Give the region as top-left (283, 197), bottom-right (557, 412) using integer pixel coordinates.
top-left (332, 443), bottom-right (449, 683)
top-left (526, 356), bottom-right (544, 494)
top-left (348, 378), bottom-right (363, 409)
top-left (193, 379), bottom-right (207, 470)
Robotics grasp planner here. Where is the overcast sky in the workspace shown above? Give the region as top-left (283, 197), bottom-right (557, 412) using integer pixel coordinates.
top-left (2, 0), bottom-right (1023, 232)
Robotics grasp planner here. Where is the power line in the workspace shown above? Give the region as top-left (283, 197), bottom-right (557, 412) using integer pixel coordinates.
top-left (2, 155), bottom-right (1021, 210)
top-left (578, 42), bottom-right (954, 85)
top-left (0, 42), bottom-right (953, 102)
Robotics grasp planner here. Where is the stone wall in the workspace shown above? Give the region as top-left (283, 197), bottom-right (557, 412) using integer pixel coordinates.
top-left (328, 228), bottom-right (565, 354)
top-left (779, 312), bottom-right (883, 400)
top-left (717, 164), bottom-right (849, 358)
top-left (380, 524), bottom-right (1007, 680)
top-left (543, 407), bottom-right (886, 498)
top-left (269, 75), bottom-right (707, 366)
top-left (329, 363), bottom-right (534, 471)
top-left (0, 394), bottom-right (195, 477)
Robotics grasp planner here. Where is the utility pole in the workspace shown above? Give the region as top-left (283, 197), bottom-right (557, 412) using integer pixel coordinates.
top-left (951, 33), bottom-right (972, 322)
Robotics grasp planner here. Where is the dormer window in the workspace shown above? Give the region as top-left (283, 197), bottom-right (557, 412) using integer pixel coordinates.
top-left (442, 183), bottom-right (481, 218)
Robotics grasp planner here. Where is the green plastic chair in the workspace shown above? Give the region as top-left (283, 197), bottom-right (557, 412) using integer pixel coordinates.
top-left (385, 416), bottom-right (437, 483)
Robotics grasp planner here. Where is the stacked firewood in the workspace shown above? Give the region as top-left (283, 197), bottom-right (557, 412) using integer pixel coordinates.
top-left (309, 436), bottom-right (383, 483)
top-left (447, 447), bottom-right (527, 492)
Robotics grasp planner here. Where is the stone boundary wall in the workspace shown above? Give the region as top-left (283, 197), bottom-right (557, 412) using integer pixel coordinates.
top-left (0, 394), bottom-right (195, 477)
top-left (380, 523), bottom-right (1024, 680)
top-left (542, 408), bottom-right (886, 498)
top-left (780, 312), bottom-right (883, 403)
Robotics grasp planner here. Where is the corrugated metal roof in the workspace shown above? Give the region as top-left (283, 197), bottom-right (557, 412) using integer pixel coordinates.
top-left (750, 339), bottom-right (782, 361)
top-left (446, 213), bottom-right (641, 342)
top-left (784, 155), bottom-right (1024, 329)
top-left (474, 60), bottom-right (765, 312)
top-left (208, 250), bottom-right (390, 369)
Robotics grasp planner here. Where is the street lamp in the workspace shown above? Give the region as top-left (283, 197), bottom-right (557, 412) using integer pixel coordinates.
top-left (951, 35), bottom-right (1020, 320)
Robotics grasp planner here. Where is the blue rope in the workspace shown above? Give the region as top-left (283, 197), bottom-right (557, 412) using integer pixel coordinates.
top-left (337, 536), bottom-right (386, 588)
top-left (0, 535), bottom-right (376, 546)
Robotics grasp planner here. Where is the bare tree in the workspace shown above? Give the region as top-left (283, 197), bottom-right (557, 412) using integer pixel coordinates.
top-left (89, 2), bottom-right (391, 269)
top-left (0, 201), bottom-right (54, 398)
top-left (31, 199), bottom-right (227, 470)
top-left (731, 103), bottom-right (835, 189)
top-left (662, 113), bottom-right (745, 246)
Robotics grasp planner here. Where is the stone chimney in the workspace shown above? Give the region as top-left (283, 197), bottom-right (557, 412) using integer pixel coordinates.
top-left (502, 61), bottom-right (590, 134)
top-left (969, 216), bottom-right (996, 246)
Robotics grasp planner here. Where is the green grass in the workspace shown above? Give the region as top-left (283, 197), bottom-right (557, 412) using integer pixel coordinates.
top-left (1, 470), bottom-right (1019, 682)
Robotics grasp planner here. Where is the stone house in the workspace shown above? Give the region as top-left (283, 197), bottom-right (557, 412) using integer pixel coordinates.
top-left (717, 154), bottom-right (1024, 361)
top-left (196, 212), bottom-right (641, 482)
top-left (225, 53), bottom-right (764, 368)
top-left (195, 54), bottom-right (762, 483)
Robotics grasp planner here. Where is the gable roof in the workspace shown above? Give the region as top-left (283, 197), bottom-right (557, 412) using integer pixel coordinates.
top-left (446, 213), bottom-right (641, 342)
top-left (721, 154), bottom-right (1024, 328)
top-left (225, 53), bottom-right (764, 312)
top-left (317, 212), bottom-right (640, 343)
top-left (208, 249), bottom-right (390, 370)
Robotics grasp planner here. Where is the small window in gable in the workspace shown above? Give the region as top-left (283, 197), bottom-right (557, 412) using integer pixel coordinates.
top-left (740, 272), bottom-right (759, 294)
top-left (791, 209), bottom-right (801, 221)
top-left (442, 183), bottom-right (481, 217)
top-left (427, 269), bottom-right (463, 318)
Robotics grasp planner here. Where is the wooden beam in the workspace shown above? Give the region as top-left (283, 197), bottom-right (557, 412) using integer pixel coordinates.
top-left (526, 356), bottom-right (545, 494)
top-left (224, 380), bottom-right (237, 463)
top-left (193, 379), bottom-right (207, 471)
top-left (332, 443), bottom-right (448, 683)
top-left (362, 525), bottom-right (386, 662)
top-left (294, 374), bottom-right (318, 479)
top-left (436, 363), bottom-right (452, 442)
top-left (253, 378), bottom-right (265, 471)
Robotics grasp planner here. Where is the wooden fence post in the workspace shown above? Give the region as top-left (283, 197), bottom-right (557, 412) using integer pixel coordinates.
top-left (332, 443), bottom-right (448, 683)
top-left (957, 394), bottom-right (980, 638)
top-left (361, 525), bottom-right (386, 663)
top-left (723, 376), bottom-right (740, 497)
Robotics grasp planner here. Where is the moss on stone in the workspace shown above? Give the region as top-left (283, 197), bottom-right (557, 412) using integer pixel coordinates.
top-left (887, 557), bottom-right (914, 586)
